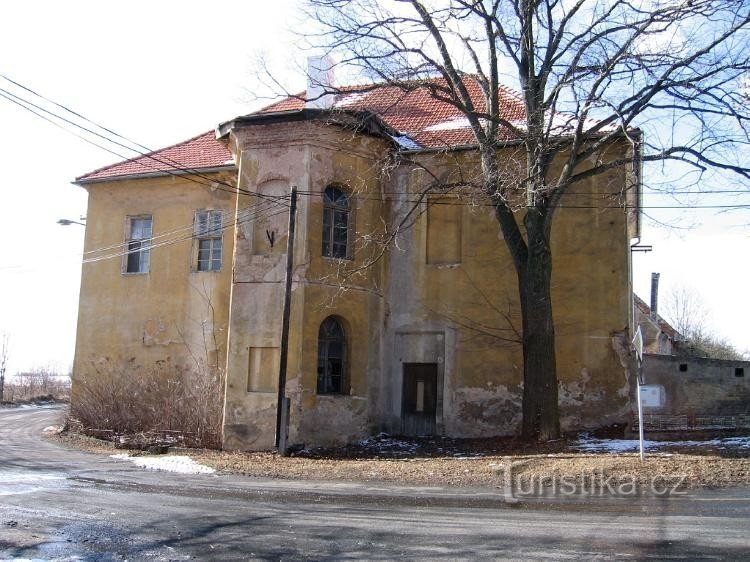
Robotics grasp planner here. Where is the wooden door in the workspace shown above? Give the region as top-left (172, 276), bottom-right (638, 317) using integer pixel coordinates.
top-left (401, 363), bottom-right (438, 436)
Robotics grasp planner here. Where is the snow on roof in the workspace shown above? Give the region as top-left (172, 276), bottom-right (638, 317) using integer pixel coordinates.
top-left (389, 134), bottom-right (422, 150)
top-left (258, 77), bottom-right (527, 148)
top-left (76, 77), bottom-right (531, 182)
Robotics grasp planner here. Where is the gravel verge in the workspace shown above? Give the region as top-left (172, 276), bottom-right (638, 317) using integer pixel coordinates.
top-left (50, 431), bottom-right (750, 490)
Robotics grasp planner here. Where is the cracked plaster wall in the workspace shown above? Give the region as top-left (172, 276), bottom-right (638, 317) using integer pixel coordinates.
top-left (222, 121), bottom-right (388, 450)
top-left (72, 173), bottom-right (234, 385)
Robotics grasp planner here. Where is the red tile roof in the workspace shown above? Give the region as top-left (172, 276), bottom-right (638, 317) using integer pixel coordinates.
top-left (75, 130), bottom-right (233, 183)
top-left (259, 77), bottom-right (527, 148)
top-left (77, 77), bottom-right (527, 182)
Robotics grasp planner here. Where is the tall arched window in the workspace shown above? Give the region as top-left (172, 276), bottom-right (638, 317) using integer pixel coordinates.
top-left (322, 186), bottom-right (350, 258)
top-left (317, 316), bottom-right (347, 394)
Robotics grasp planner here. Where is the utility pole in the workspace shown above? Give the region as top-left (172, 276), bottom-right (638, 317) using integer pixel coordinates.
top-left (275, 186), bottom-right (297, 455)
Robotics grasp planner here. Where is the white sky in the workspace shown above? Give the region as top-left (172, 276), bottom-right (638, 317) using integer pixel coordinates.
top-left (0, 1), bottom-right (748, 375)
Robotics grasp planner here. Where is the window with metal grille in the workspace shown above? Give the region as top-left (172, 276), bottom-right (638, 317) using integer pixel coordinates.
top-left (317, 316), bottom-right (347, 394)
top-left (125, 216), bottom-right (152, 274)
top-left (322, 186), bottom-right (350, 259)
top-left (195, 210), bottom-right (223, 271)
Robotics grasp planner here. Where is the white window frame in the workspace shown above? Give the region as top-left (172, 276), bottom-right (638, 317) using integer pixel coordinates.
top-left (194, 209), bottom-right (223, 272)
top-left (123, 215), bottom-right (152, 275)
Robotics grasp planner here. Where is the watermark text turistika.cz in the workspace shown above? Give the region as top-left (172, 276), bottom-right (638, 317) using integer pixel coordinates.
top-left (490, 461), bottom-right (687, 502)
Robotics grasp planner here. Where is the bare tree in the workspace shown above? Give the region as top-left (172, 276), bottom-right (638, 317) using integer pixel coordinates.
top-left (271, 0), bottom-right (750, 439)
top-left (665, 286), bottom-right (744, 360)
top-left (0, 334), bottom-right (8, 402)
top-left (664, 286), bottom-right (709, 344)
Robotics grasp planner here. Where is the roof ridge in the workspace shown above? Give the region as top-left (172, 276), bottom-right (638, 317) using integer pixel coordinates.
top-left (255, 76), bottom-right (525, 112)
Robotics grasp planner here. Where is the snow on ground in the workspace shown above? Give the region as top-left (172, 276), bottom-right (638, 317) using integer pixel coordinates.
top-left (358, 433), bottom-right (420, 455)
top-left (573, 435), bottom-right (750, 453)
top-left (110, 454), bottom-right (215, 474)
top-left (13, 403), bottom-right (61, 409)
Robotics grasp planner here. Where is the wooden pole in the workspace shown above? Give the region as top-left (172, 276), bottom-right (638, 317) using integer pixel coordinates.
top-left (275, 186), bottom-right (297, 453)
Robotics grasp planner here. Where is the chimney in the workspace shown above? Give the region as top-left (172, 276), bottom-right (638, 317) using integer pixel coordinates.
top-left (650, 272), bottom-right (660, 319)
top-left (306, 55), bottom-right (336, 109)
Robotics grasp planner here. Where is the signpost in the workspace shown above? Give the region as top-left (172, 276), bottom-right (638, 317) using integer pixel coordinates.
top-left (632, 326), bottom-right (645, 461)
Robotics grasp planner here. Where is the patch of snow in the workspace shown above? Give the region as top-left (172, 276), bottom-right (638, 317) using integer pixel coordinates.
top-left (573, 434), bottom-right (750, 453)
top-left (110, 454), bottom-right (215, 474)
top-left (424, 117), bottom-right (474, 131)
top-left (0, 471), bottom-right (66, 496)
top-left (358, 433), bottom-right (419, 455)
top-left (334, 92), bottom-right (369, 108)
top-left (390, 134), bottom-right (422, 150)
top-left (16, 402), bottom-right (60, 409)
top-left (0, 472), bottom-right (65, 484)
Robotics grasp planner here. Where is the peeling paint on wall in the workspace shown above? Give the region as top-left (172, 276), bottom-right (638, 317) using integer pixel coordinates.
top-left (142, 317), bottom-right (175, 347)
top-left (447, 383), bottom-right (522, 437)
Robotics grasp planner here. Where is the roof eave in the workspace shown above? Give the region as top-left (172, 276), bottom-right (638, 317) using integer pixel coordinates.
top-left (216, 107), bottom-right (401, 144)
top-left (73, 164), bottom-right (236, 186)
top-left (399, 127), bottom-right (642, 154)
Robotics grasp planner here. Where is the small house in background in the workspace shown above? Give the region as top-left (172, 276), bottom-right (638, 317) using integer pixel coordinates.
top-left (633, 274), bottom-right (750, 437)
top-left (634, 293), bottom-right (677, 356)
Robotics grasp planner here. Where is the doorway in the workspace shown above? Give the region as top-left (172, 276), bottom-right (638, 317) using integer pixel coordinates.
top-left (401, 363), bottom-right (438, 436)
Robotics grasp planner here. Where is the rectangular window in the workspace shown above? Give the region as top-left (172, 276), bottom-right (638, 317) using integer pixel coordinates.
top-left (322, 187), bottom-right (351, 259)
top-left (125, 216), bottom-right (152, 274)
top-left (426, 197), bottom-right (462, 264)
top-left (195, 210), bottom-right (223, 271)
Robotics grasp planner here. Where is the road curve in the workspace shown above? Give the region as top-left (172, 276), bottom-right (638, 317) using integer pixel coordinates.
top-left (1, 406), bottom-right (748, 560)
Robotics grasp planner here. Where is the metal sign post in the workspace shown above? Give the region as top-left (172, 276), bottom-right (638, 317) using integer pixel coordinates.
top-left (633, 326), bottom-right (645, 461)
top-left (636, 376), bottom-right (645, 462)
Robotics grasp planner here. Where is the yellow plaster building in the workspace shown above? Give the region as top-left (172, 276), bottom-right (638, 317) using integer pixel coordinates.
top-left (73, 76), bottom-right (639, 450)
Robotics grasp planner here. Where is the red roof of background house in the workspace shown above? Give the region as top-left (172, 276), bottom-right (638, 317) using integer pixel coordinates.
top-left (75, 130), bottom-right (234, 183)
top-left (77, 77), bottom-right (527, 182)
top-left (634, 294), bottom-right (679, 339)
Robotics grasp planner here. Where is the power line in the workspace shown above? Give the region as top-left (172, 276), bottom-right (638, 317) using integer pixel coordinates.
top-left (0, 85), bottom-right (241, 199)
top-left (0, 73), bottom-right (300, 266)
top-left (294, 190), bottom-right (750, 210)
top-left (83, 205), bottom-right (290, 265)
top-left (82, 199), bottom-right (284, 257)
top-left (0, 74), bottom-right (288, 203)
top-left (5, 74), bottom-right (746, 212)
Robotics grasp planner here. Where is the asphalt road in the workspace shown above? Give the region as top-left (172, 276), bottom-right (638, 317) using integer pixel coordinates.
top-left (1, 406), bottom-right (748, 561)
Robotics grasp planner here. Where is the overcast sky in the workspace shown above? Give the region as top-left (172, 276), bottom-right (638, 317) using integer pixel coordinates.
top-left (1, 0), bottom-right (748, 375)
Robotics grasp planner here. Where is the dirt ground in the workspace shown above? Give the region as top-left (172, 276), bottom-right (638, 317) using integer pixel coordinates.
top-left (51, 430), bottom-right (750, 490)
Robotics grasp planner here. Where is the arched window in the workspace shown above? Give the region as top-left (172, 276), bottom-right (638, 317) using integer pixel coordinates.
top-left (317, 316), bottom-right (347, 394)
top-left (322, 186), bottom-right (350, 258)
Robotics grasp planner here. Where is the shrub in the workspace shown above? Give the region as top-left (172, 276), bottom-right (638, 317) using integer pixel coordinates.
top-left (2, 367), bottom-right (71, 403)
top-left (70, 358), bottom-right (224, 449)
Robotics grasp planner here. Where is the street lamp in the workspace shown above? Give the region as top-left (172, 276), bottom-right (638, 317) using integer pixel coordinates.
top-left (57, 217), bottom-right (86, 226)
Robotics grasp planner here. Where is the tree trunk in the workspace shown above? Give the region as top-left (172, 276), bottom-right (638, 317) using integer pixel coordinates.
top-left (483, 144), bottom-right (560, 441)
top-left (518, 221), bottom-right (560, 440)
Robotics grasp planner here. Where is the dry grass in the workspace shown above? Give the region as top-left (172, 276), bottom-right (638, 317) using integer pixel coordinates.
top-left (52, 430), bottom-right (750, 490)
top-left (187, 449), bottom-right (749, 489)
